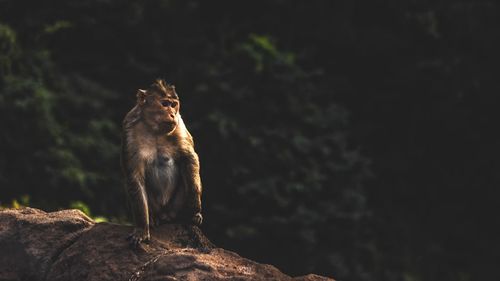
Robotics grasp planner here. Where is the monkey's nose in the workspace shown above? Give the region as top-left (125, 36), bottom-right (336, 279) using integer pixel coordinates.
top-left (169, 114), bottom-right (175, 119)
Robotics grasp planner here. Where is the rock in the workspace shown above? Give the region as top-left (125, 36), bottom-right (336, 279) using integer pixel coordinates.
top-left (0, 208), bottom-right (94, 281)
top-left (0, 207), bottom-right (334, 281)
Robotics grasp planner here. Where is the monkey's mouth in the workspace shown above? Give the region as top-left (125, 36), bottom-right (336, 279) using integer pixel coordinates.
top-left (161, 121), bottom-right (177, 133)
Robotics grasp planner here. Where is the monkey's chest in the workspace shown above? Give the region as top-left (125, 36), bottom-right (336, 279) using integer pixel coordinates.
top-left (145, 153), bottom-right (178, 205)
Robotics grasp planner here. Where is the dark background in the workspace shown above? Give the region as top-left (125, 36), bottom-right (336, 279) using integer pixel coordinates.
top-left (1, 1), bottom-right (499, 280)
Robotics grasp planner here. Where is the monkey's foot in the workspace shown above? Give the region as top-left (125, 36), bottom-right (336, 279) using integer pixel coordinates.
top-left (127, 228), bottom-right (150, 248)
top-left (192, 212), bottom-right (203, 226)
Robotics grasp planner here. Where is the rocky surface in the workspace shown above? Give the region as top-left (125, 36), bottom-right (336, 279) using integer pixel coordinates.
top-left (0, 208), bottom-right (333, 281)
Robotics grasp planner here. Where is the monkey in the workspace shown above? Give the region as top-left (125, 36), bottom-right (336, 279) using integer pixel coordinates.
top-left (121, 79), bottom-right (202, 248)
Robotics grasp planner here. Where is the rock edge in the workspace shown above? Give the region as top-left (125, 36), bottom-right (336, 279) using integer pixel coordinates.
top-left (0, 207), bottom-right (334, 281)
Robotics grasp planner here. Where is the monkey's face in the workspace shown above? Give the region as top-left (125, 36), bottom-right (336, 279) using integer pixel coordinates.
top-left (141, 94), bottom-right (180, 135)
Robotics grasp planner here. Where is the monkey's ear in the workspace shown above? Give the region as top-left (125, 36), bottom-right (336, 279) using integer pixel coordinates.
top-left (136, 89), bottom-right (147, 105)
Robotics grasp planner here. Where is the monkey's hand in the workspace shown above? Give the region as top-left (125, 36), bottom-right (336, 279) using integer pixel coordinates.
top-left (127, 228), bottom-right (150, 248)
top-left (192, 212), bottom-right (203, 226)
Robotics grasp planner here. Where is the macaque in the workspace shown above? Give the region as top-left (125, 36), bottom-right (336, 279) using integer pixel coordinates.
top-left (121, 79), bottom-right (202, 247)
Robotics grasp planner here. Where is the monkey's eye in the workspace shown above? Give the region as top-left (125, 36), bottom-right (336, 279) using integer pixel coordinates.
top-left (161, 101), bottom-right (171, 107)
top-left (170, 101), bottom-right (178, 108)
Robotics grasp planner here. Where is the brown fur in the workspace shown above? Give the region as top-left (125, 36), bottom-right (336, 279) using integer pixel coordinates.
top-left (121, 79), bottom-right (202, 247)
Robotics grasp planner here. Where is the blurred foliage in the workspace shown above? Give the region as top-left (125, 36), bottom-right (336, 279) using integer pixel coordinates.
top-left (69, 200), bottom-right (108, 223)
top-left (0, 3), bottom-right (370, 279)
top-left (0, 24), bottom-right (122, 215)
top-left (0, 195), bottom-right (30, 210)
top-left (1, 1), bottom-right (499, 281)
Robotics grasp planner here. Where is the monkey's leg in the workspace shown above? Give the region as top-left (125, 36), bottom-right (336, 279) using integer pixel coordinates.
top-left (147, 196), bottom-right (162, 228)
top-left (126, 178), bottom-right (151, 247)
top-left (180, 153), bottom-right (203, 226)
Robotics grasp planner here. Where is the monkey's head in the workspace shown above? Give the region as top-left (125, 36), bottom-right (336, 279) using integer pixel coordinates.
top-left (137, 79), bottom-right (180, 135)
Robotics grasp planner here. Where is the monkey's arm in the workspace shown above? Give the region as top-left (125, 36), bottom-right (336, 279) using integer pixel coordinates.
top-left (122, 136), bottom-right (150, 246)
top-left (180, 151), bottom-right (203, 225)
